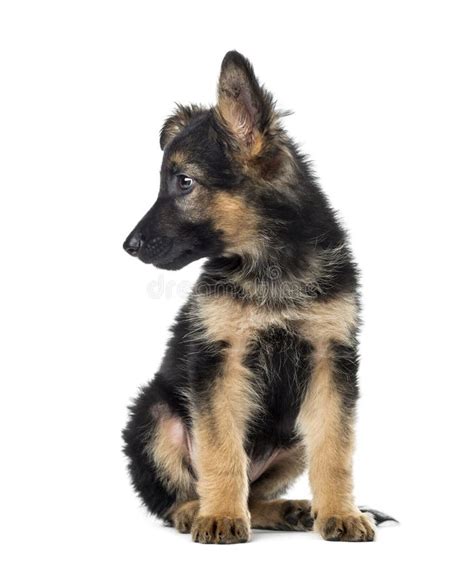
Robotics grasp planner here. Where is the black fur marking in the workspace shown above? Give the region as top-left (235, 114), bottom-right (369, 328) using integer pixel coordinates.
top-left (187, 338), bottom-right (229, 407)
top-left (244, 328), bottom-right (313, 458)
top-left (331, 341), bottom-right (360, 413)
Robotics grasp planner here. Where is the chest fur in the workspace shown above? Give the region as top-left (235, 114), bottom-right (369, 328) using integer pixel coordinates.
top-left (190, 292), bottom-right (358, 452)
top-left (194, 292), bottom-right (358, 348)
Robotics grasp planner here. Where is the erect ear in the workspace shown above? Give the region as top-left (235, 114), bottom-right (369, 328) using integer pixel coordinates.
top-left (159, 104), bottom-right (206, 150)
top-left (216, 51), bottom-right (274, 155)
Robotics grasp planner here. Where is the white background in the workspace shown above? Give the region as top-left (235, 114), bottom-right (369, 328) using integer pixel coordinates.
top-left (1, 1), bottom-right (473, 561)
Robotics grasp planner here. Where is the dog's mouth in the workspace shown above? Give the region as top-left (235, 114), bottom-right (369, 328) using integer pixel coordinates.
top-left (138, 236), bottom-right (196, 270)
top-left (137, 236), bottom-right (173, 263)
top-left (152, 246), bottom-right (204, 271)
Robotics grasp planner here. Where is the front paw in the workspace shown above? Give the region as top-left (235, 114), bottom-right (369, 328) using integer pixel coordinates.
top-left (317, 511), bottom-right (375, 542)
top-left (191, 515), bottom-right (250, 544)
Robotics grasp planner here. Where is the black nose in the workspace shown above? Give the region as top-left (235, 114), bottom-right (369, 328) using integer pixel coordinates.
top-left (123, 231), bottom-right (143, 257)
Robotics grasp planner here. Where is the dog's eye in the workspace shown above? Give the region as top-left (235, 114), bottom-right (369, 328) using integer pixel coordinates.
top-left (176, 174), bottom-right (195, 193)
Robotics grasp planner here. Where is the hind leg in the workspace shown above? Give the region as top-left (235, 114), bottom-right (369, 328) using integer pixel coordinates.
top-left (123, 388), bottom-right (196, 521)
top-left (248, 444), bottom-right (313, 531)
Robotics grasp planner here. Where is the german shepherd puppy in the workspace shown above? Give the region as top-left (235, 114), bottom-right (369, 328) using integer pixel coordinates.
top-left (123, 51), bottom-right (394, 543)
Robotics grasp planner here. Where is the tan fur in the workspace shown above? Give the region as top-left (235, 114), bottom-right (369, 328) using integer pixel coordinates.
top-left (217, 99), bottom-right (252, 141)
top-left (216, 97), bottom-right (262, 156)
top-left (249, 131), bottom-right (264, 157)
top-left (168, 150), bottom-right (187, 168)
top-left (210, 193), bottom-right (261, 255)
top-left (249, 499), bottom-right (290, 526)
top-left (192, 306), bottom-right (256, 520)
top-left (147, 408), bottom-right (195, 502)
top-left (249, 499), bottom-right (312, 530)
top-left (300, 292), bottom-right (358, 345)
top-left (195, 291), bottom-right (357, 343)
top-left (297, 339), bottom-right (356, 516)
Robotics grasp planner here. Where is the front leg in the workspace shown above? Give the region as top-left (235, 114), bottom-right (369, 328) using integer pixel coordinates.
top-left (298, 338), bottom-right (375, 542)
top-left (191, 339), bottom-right (254, 544)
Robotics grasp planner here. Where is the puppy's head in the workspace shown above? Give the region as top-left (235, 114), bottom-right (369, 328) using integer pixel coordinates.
top-left (123, 51), bottom-right (291, 270)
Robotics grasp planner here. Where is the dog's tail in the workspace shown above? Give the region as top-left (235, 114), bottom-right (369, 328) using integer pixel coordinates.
top-left (359, 506), bottom-right (399, 526)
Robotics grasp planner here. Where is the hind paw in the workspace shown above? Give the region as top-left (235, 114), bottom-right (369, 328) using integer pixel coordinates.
top-left (281, 500), bottom-right (314, 530)
top-left (250, 499), bottom-right (314, 531)
top-left (170, 500), bottom-right (199, 533)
